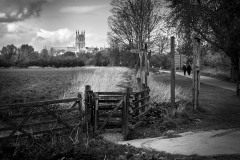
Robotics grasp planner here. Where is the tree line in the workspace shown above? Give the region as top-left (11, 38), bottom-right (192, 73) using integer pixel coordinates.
top-left (0, 44), bottom-right (111, 68)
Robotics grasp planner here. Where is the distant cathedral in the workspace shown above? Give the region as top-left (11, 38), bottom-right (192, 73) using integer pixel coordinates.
top-left (49, 30), bottom-right (85, 56)
top-left (75, 30), bottom-right (85, 52)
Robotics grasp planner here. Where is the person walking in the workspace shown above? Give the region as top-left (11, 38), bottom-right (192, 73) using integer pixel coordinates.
top-left (182, 63), bottom-right (187, 76)
top-left (187, 63), bottom-right (192, 76)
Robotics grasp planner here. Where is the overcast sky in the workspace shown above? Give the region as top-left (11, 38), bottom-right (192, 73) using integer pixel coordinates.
top-left (0, 0), bottom-right (112, 51)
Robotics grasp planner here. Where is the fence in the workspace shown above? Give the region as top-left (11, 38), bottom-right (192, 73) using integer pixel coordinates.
top-left (0, 93), bottom-right (83, 142)
top-left (85, 85), bottom-right (150, 139)
top-left (0, 85), bottom-right (150, 142)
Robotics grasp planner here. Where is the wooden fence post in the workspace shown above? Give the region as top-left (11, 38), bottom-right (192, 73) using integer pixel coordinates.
top-left (93, 93), bottom-right (99, 137)
top-left (192, 37), bottom-right (201, 111)
top-left (77, 92), bottom-right (83, 131)
top-left (123, 87), bottom-right (130, 140)
top-left (171, 36), bottom-right (176, 111)
top-left (84, 85), bottom-right (91, 137)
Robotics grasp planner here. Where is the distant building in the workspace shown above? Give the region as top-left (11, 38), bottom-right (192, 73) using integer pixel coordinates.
top-left (75, 30), bottom-right (85, 52)
top-left (49, 30), bottom-right (85, 56)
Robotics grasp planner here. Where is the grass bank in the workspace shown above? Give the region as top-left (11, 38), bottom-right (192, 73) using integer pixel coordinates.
top-left (201, 66), bottom-right (230, 81)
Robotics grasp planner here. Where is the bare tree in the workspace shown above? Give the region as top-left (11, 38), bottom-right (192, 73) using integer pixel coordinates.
top-left (108, 0), bottom-right (161, 50)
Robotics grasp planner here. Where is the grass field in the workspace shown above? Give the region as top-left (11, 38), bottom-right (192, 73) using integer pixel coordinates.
top-left (0, 67), bottom-right (130, 105)
top-left (1, 67), bottom-right (240, 160)
top-left (148, 71), bottom-right (192, 103)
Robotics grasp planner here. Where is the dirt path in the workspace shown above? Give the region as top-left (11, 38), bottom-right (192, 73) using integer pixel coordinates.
top-left (155, 71), bottom-right (240, 130)
top-left (118, 129), bottom-right (240, 156)
top-left (116, 72), bottom-right (240, 156)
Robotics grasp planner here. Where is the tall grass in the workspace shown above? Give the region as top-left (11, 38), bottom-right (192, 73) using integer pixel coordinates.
top-left (147, 73), bottom-right (191, 104)
top-left (62, 67), bottom-right (131, 99)
top-left (201, 66), bottom-right (230, 79)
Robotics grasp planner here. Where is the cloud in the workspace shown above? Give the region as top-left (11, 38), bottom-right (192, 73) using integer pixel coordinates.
top-left (31, 28), bottom-right (75, 51)
top-left (0, 22), bottom-right (34, 38)
top-left (0, 0), bottom-right (51, 22)
top-left (59, 5), bottom-right (107, 14)
top-left (0, 22), bottom-right (37, 49)
top-left (36, 28), bottom-right (73, 43)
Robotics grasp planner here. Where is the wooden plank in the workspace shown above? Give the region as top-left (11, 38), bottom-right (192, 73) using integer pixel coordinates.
top-left (98, 121), bottom-right (122, 126)
top-left (97, 92), bottom-right (125, 95)
top-left (105, 128), bottom-right (122, 132)
top-left (94, 93), bottom-right (98, 136)
top-left (98, 99), bottom-right (121, 103)
top-left (171, 36), bottom-right (176, 110)
top-left (41, 106), bottom-right (73, 130)
top-left (98, 99), bottom-right (123, 131)
top-left (0, 98), bottom-right (81, 111)
top-left (98, 105), bottom-right (122, 110)
top-left (98, 113), bottom-right (122, 118)
top-left (123, 88), bottom-right (130, 140)
top-left (0, 116), bottom-right (80, 132)
top-left (8, 111), bottom-right (33, 138)
top-left (98, 95), bottom-right (124, 98)
top-left (132, 89), bottom-right (150, 96)
top-left (0, 114), bottom-right (33, 139)
top-left (70, 101), bottom-right (77, 109)
top-left (0, 126), bottom-right (78, 140)
top-left (7, 108), bottom-right (78, 119)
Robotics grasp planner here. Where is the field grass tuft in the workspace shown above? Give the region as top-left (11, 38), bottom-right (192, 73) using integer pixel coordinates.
top-left (62, 67), bottom-right (131, 99)
top-left (148, 72), bottom-right (191, 103)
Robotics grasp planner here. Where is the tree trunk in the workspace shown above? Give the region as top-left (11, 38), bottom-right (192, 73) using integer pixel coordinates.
top-left (229, 49), bottom-right (240, 82)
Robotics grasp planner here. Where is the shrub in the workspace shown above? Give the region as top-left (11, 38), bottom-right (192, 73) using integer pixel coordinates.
top-left (150, 54), bottom-right (171, 69)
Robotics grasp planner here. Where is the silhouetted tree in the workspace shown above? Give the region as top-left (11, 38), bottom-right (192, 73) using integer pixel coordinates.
top-left (166, 0), bottom-right (240, 81)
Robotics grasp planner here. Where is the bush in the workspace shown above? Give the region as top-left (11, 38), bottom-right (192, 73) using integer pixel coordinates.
top-left (150, 54), bottom-right (171, 69)
top-left (0, 58), bottom-right (12, 68)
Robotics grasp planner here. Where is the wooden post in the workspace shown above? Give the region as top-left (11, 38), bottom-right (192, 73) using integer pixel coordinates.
top-left (77, 92), bottom-right (83, 130)
top-left (171, 36), bottom-right (176, 110)
top-left (139, 50), bottom-right (143, 91)
top-left (93, 93), bottom-right (98, 137)
top-left (192, 37), bottom-right (201, 111)
top-left (123, 87), bottom-right (130, 140)
top-left (144, 44), bottom-right (148, 87)
top-left (77, 92), bottom-right (83, 119)
top-left (84, 85), bottom-right (91, 137)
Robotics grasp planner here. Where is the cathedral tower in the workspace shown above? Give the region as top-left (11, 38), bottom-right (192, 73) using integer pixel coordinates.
top-left (75, 30), bottom-right (85, 52)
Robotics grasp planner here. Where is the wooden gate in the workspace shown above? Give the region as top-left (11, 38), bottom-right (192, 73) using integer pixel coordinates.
top-left (0, 93), bottom-right (83, 142)
top-left (84, 85), bottom-right (150, 139)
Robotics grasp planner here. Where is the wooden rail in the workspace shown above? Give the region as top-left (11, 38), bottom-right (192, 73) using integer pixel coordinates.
top-left (0, 93), bottom-right (83, 141)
